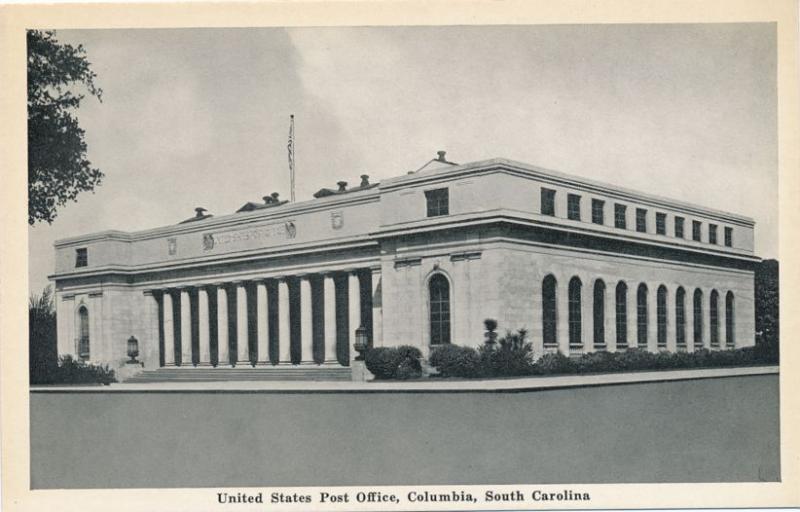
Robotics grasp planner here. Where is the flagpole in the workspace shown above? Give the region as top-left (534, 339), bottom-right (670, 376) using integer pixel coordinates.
top-left (288, 114), bottom-right (296, 203)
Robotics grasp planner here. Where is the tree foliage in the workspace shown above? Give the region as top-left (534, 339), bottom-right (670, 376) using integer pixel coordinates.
top-left (28, 30), bottom-right (103, 225)
top-left (754, 259), bottom-right (779, 360)
top-left (29, 285), bottom-right (58, 383)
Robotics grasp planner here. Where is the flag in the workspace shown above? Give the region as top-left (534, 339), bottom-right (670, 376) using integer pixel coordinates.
top-left (287, 114), bottom-right (295, 203)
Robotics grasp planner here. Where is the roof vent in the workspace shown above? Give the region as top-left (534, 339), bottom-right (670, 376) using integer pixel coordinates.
top-left (194, 207), bottom-right (208, 218)
top-left (271, 192), bottom-right (280, 201)
top-left (437, 150), bottom-right (447, 162)
top-left (360, 175), bottom-right (370, 187)
top-left (337, 181), bottom-right (348, 192)
top-left (262, 195), bottom-right (273, 204)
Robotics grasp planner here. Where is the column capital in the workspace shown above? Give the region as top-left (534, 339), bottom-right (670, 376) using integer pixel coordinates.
top-left (142, 289), bottom-right (156, 296)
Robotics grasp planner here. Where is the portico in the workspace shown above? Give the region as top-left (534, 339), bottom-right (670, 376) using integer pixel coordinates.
top-left (144, 270), bottom-right (372, 367)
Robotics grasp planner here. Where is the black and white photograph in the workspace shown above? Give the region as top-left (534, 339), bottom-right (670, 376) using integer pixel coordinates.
top-left (2, 1), bottom-right (798, 511)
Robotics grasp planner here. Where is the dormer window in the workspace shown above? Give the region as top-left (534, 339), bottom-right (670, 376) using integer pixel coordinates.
top-left (75, 248), bottom-right (88, 267)
top-left (425, 188), bottom-right (449, 217)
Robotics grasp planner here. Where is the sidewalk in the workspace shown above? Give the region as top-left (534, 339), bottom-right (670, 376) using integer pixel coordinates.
top-left (29, 364), bottom-right (778, 393)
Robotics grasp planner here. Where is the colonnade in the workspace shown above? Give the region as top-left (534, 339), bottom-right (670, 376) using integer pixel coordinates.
top-left (145, 270), bottom-right (376, 367)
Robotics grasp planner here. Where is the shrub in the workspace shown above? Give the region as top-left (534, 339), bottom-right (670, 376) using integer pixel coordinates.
top-left (32, 355), bottom-right (116, 385)
top-left (574, 350), bottom-right (623, 374)
top-left (615, 348), bottom-right (659, 371)
top-left (479, 329), bottom-right (536, 377)
top-left (534, 352), bottom-right (575, 375)
top-left (364, 345), bottom-right (422, 380)
top-left (429, 344), bottom-right (481, 378)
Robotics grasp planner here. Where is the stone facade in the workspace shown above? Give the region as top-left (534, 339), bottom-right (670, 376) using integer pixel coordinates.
top-left (51, 155), bottom-right (758, 372)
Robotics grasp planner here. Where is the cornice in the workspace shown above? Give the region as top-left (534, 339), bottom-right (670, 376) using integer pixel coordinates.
top-left (381, 158), bottom-right (755, 227)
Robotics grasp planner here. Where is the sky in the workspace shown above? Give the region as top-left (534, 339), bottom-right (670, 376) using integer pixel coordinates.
top-left (28, 24), bottom-right (777, 294)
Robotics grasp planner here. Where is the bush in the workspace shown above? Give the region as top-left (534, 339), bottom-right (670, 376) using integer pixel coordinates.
top-left (365, 345), bottom-right (422, 380)
top-left (533, 352), bottom-right (575, 375)
top-left (429, 344), bottom-right (481, 378)
top-left (574, 350), bottom-right (624, 374)
top-left (478, 329), bottom-right (536, 377)
top-left (32, 355), bottom-right (116, 385)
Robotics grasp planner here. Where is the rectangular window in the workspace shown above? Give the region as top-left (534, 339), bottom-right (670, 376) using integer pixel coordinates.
top-left (724, 226), bottom-right (733, 247)
top-left (591, 199), bottom-right (604, 225)
top-left (655, 212), bottom-right (667, 235)
top-left (636, 208), bottom-right (647, 233)
top-left (567, 194), bottom-right (581, 221)
top-left (674, 216), bottom-right (685, 238)
top-left (75, 248), bottom-right (88, 267)
top-left (425, 188), bottom-right (449, 217)
top-left (541, 188), bottom-right (556, 216)
top-left (692, 220), bottom-right (702, 241)
top-left (709, 224), bottom-right (718, 244)
top-left (614, 204), bottom-right (627, 229)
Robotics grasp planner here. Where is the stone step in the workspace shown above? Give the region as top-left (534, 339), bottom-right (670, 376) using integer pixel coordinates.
top-left (124, 366), bottom-right (352, 383)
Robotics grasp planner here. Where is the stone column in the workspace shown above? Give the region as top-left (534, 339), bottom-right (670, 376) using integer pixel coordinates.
top-left (162, 291), bottom-right (175, 365)
top-left (256, 281), bottom-right (269, 364)
top-left (216, 285), bottom-right (231, 366)
top-left (300, 276), bottom-right (314, 363)
top-left (323, 274), bottom-right (338, 363)
top-left (142, 291), bottom-right (160, 369)
top-left (236, 282), bottom-right (249, 366)
top-left (648, 287), bottom-right (658, 353)
top-left (198, 287), bottom-right (211, 365)
top-left (180, 288), bottom-right (192, 366)
top-left (557, 277), bottom-right (570, 355)
top-left (278, 279), bottom-right (291, 364)
top-left (348, 272), bottom-right (362, 358)
top-left (371, 267), bottom-right (383, 347)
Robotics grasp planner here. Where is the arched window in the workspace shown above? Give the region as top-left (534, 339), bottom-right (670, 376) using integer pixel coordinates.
top-left (657, 285), bottom-right (668, 348)
top-left (593, 279), bottom-right (605, 348)
top-left (568, 277), bottom-right (582, 345)
top-left (542, 275), bottom-right (557, 346)
top-left (710, 290), bottom-right (720, 347)
top-left (637, 284), bottom-right (648, 347)
top-left (616, 282), bottom-right (628, 349)
top-left (676, 287), bottom-right (686, 347)
top-left (429, 274), bottom-right (451, 345)
top-left (78, 306), bottom-right (90, 360)
top-left (726, 292), bottom-right (735, 347)
top-left (693, 289), bottom-right (704, 347)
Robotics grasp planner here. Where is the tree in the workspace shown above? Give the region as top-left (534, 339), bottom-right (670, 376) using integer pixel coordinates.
top-left (29, 285), bottom-right (58, 384)
top-left (754, 259), bottom-right (779, 361)
top-left (27, 30), bottom-right (103, 225)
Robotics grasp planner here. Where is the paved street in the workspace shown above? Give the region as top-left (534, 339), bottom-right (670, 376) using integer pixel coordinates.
top-left (30, 374), bottom-right (779, 488)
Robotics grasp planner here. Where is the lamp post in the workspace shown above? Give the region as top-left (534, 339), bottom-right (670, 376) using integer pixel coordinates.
top-left (353, 326), bottom-right (368, 361)
top-left (127, 335), bottom-right (140, 364)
